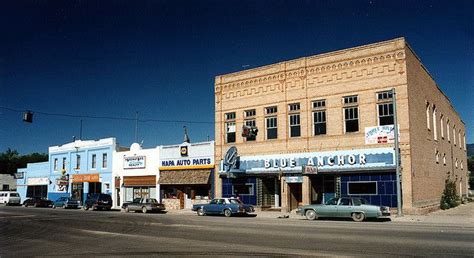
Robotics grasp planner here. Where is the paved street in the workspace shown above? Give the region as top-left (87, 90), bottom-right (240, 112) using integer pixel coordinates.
top-left (1, 205), bottom-right (473, 257)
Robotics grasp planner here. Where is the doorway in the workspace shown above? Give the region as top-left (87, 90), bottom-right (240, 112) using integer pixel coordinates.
top-left (288, 183), bottom-right (302, 211)
top-left (72, 183), bottom-right (84, 203)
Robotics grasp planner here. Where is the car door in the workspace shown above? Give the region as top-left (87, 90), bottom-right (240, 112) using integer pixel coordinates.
top-left (336, 198), bottom-right (353, 218)
top-left (318, 198), bottom-right (339, 217)
top-left (205, 199), bottom-right (219, 214)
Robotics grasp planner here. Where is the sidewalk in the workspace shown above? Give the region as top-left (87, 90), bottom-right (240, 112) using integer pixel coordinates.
top-left (390, 202), bottom-right (474, 225)
top-left (167, 202), bottom-right (474, 225)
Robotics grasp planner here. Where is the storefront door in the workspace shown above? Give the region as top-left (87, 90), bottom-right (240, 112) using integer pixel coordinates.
top-left (288, 183), bottom-right (302, 211)
top-left (72, 183), bottom-right (84, 203)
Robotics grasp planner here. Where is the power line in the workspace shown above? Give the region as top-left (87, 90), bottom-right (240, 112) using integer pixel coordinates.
top-left (0, 106), bottom-right (213, 124)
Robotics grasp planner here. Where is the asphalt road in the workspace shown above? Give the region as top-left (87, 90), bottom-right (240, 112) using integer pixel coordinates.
top-left (1, 206), bottom-right (473, 257)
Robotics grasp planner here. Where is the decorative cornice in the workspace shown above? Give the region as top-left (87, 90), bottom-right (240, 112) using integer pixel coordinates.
top-left (216, 50), bottom-right (406, 101)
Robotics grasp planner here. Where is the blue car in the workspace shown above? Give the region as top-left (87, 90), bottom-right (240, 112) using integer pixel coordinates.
top-left (53, 197), bottom-right (81, 209)
top-left (192, 198), bottom-right (255, 217)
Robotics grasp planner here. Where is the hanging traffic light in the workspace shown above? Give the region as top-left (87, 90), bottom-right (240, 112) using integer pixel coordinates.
top-left (23, 111), bottom-right (33, 123)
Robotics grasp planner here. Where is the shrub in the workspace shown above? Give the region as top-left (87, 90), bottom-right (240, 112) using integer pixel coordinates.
top-left (440, 179), bottom-right (460, 210)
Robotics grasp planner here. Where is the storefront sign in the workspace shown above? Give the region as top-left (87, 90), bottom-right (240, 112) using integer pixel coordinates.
top-left (72, 173), bottom-right (100, 183)
top-left (365, 125), bottom-right (399, 144)
top-left (286, 176), bottom-right (303, 183)
top-left (232, 148), bottom-right (395, 173)
top-left (56, 175), bottom-right (69, 192)
top-left (124, 156), bottom-right (146, 169)
top-left (27, 177), bottom-right (49, 185)
top-left (160, 158), bottom-right (213, 170)
top-left (303, 165), bottom-right (318, 174)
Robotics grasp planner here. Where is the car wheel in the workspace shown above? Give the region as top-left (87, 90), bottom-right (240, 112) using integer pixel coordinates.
top-left (62, 204), bottom-right (67, 209)
top-left (142, 206), bottom-right (148, 214)
top-left (305, 210), bottom-right (318, 220)
top-left (24, 203), bottom-right (28, 207)
top-left (352, 212), bottom-right (365, 222)
top-left (83, 206), bottom-right (89, 211)
top-left (52, 205), bottom-right (56, 209)
top-left (125, 206), bottom-right (130, 213)
top-left (197, 208), bottom-right (205, 216)
top-left (223, 209), bottom-right (232, 217)
top-left (33, 203), bottom-right (38, 208)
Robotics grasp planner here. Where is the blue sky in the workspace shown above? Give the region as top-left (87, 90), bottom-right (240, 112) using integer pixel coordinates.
top-left (1, 0), bottom-right (473, 154)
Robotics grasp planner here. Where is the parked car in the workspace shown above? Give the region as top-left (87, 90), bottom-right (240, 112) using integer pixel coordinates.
top-left (23, 197), bottom-right (53, 208)
top-left (192, 198), bottom-right (255, 217)
top-left (122, 198), bottom-right (166, 213)
top-left (0, 191), bottom-right (21, 206)
top-left (53, 197), bottom-right (81, 209)
top-left (296, 197), bottom-right (391, 222)
top-left (83, 193), bottom-right (112, 211)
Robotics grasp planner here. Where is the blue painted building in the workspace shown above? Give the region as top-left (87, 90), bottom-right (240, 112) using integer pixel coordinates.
top-left (48, 138), bottom-right (121, 203)
top-left (15, 162), bottom-right (50, 203)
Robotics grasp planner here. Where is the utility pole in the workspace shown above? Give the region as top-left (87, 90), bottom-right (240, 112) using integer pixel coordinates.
top-left (135, 112), bottom-right (139, 143)
top-left (392, 88), bottom-right (402, 216)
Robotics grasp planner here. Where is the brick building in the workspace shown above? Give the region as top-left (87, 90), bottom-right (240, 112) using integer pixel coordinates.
top-left (214, 38), bottom-right (468, 214)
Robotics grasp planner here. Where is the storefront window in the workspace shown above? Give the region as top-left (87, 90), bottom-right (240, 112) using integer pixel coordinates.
top-left (348, 182), bottom-right (377, 195)
top-left (232, 183), bottom-right (254, 195)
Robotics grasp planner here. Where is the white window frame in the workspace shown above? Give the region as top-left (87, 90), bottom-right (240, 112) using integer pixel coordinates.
top-left (91, 154), bottom-right (97, 169)
top-left (289, 113), bottom-right (301, 137)
top-left (265, 116), bottom-right (278, 140)
top-left (432, 105), bottom-right (437, 140)
top-left (102, 153), bottom-right (107, 168)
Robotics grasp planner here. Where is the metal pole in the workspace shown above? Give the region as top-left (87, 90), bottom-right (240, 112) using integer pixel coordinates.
top-left (135, 112), bottom-right (139, 143)
top-left (392, 88), bottom-right (402, 216)
top-left (80, 120), bottom-right (83, 140)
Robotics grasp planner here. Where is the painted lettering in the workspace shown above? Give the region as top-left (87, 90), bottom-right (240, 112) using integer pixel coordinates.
top-left (359, 154), bottom-right (366, 165)
top-left (327, 157), bottom-right (335, 166)
top-left (348, 154), bottom-right (356, 165)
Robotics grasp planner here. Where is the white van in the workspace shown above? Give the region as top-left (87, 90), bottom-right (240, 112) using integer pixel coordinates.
top-left (0, 191), bottom-right (21, 206)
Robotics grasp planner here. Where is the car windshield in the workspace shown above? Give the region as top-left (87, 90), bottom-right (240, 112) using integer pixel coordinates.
top-left (148, 198), bottom-right (158, 204)
top-left (229, 199), bottom-right (243, 204)
top-left (133, 198), bottom-right (142, 203)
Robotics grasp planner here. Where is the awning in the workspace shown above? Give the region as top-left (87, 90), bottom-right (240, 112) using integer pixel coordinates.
top-left (123, 175), bottom-right (156, 187)
top-left (158, 169), bottom-right (211, 185)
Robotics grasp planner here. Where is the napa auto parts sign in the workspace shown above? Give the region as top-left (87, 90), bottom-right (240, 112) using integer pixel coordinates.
top-left (365, 125), bottom-right (399, 144)
top-left (124, 156), bottom-right (146, 169)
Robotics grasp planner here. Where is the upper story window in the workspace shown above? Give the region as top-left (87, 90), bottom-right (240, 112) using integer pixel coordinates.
top-left (91, 154), bottom-right (97, 169)
top-left (447, 119), bottom-right (450, 142)
top-left (458, 130), bottom-right (462, 150)
top-left (440, 115), bottom-right (444, 139)
top-left (377, 91), bottom-right (394, 126)
top-left (344, 95), bottom-right (358, 105)
top-left (426, 102), bottom-right (431, 130)
top-left (62, 157), bottom-right (66, 170)
top-left (244, 119), bottom-right (256, 141)
top-left (244, 109), bottom-right (256, 118)
top-left (265, 106), bottom-right (278, 140)
top-left (312, 100), bottom-right (326, 135)
top-left (75, 155), bottom-right (81, 170)
top-left (343, 96), bottom-right (359, 133)
top-left (225, 112), bottom-right (236, 144)
top-left (377, 91), bottom-right (393, 101)
top-left (435, 149), bottom-right (440, 164)
top-left (432, 105), bottom-right (438, 140)
top-left (453, 125), bottom-right (456, 146)
top-left (102, 153), bottom-right (107, 168)
top-left (288, 103), bottom-right (300, 137)
top-left (464, 133), bottom-right (467, 151)
top-left (54, 158), bottom-right (58, 171)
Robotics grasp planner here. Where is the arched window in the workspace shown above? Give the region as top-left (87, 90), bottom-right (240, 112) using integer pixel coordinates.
top-left (432, 105), bottom-right (437, 140)
top-left (426, 102), bottom-right (430, 130)
top-left (440, 114), bottom-right (444, 139)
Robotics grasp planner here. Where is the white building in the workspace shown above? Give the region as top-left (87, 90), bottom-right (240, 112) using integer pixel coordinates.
top-left (112, 143), bottom-right (160, 209)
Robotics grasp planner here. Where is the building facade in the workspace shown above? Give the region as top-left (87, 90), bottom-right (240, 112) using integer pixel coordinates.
top-left (214, 38), bottom-right (468, 214)
top-left (48, 138), bottom-right (122, 203)
top-left (112, 143), bottom-right (160, 209)
top-left (15, 162), bottom-right (49, 202)
top-left (158, 140), bottom-right (215, 209)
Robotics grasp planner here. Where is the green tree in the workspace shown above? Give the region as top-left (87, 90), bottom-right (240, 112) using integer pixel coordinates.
top-left (0, 149), bottom-right (48, 175)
